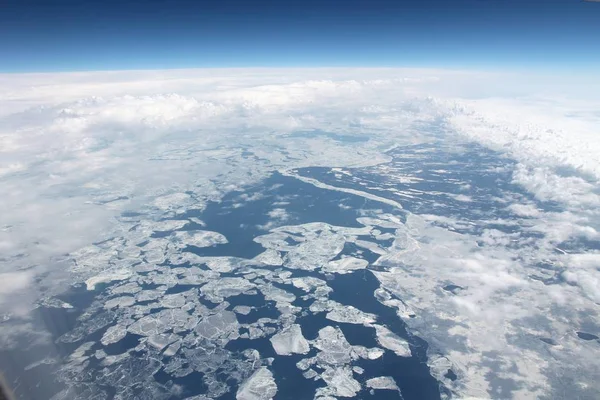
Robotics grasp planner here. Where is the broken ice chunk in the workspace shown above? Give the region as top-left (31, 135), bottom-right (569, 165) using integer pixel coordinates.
top-left (236, 367), bottom-right (277, 400)
top-left (148, 333), bottom-right (179, 351)
top-left (153, 192), bottom-right (194, 212)
top-left (323, 257), bottom-right (368, 274)
top-left (353, 346), bottom-right (385, 360)
top-left (85, 269), bottom-right (132, 290)
top-left (325, 302), bottom-right (377, 326)
top-left (201, 277), bottom-right (255, 302)
top-left (39, 297), bottom-right (74, 309)
top-left (195, 310), bottom-right (240, 344)
top-left (261, 284), bottom-right (296, 303)
top-left (303, 369), bottom-right (318, 380)
top-left (104, 296), bottom-right (135, 309)
top-left (253, 249), bottom-right (284, 266)
top-left (111, 282), bottom-right (142, 295)
top-left (128, 309), bottom-right (196, 337)
top-left (163, 341), bottom-right (181, 357)
top-left (171, 230), bottom-right (228, 248)
top-left (233, 305), bottom-right (254, 315)
top-left (101, 324), bottom-right (128, 346)
top-left (320, 366), bottom-right (361, 397)
top-left (366, 376), bottom-right (399, 391)
top-left (269, 324), bottom-right (310, 356)
top-left (150, 219), bottom-right (189, 232)
top-left (313, 326), bottom-right (355, 366)
top-left (373, 324), bottom-right (411, 357)
top-left (160, 292), bottom-right (188, 309)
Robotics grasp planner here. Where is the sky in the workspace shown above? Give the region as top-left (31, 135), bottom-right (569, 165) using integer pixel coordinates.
top-left (0, 0), bottom-right (599, 72)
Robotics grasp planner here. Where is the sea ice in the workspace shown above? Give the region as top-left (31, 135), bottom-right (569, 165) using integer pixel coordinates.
top-left (320, 366), bottom-right (362, 398)
top-left (101, 324), bottom-right (128, 346)
top-left (253, 249), bottom-right (284, 266)
top-left (269, 324), bottom-right (310, 356)
top-left (325, 302), bottom-right (377, 325)
top-left (104, 296), bottom-right (136, 309)
top-left (323, 257), bottom-right (369, 274)
top-left (313, 326), bottom-right (355, 366)
top-left (233, 305), bottom-right (254, 315)
top-left (261, 284), bottom-right (296, 304)
top-left (236, 367), bottom-right (277, 400)
top-left (85, 270), bottom-right (132, 290)
top-left (149, 219), bottom-right (189, 232)
top-left (373, 324), bottom-right (412, 357)
top-left (171, 230), bottom-right (228, 248)
top-left (366, 376), bottom-right (399, 391)
top-left (200, 277), bottom-right (256, 302)
top-left (148, 333), bottom-right (179, 351)
top-left (195, 310), bottom-right (240, 344)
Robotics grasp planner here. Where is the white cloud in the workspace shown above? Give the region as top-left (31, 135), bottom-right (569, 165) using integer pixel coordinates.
top-left (0, 271), bottom-right (32, 295)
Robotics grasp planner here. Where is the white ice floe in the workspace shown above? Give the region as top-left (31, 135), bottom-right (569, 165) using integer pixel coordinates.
top-left (323, 256), bottom-right (369, 274)
top-left (160, 291), bottom-right (193, 309)
top-left (101, 324), bottom-right (128, 346)
top-left (153, 193), bottom-right (196, 213)
top-left (128, 309), bottom-right (197, 336)
top-left (291, 276), bottom-right (332, 296)
top-left (148, 333), bottom-right (179, 351)
top-left (184, 255), bottom-right (251, 273)
top-left (148, 219), bottom-right (189, 232)
top-left (366, 376), bottom-right (399, 391)
top-left (111, 282), bottom-right (142, 295)
top-left (236, 367), bottom-right (277, 400)
top-left (348, 238), bottom-right (388, 256)
top-left (253, 249), bottom-right (284, 266)
top-left (353, 346), bottom-right (384, 360)
top-left (171, 230), bottom-right (228, 248)
top-left (325, 303), bottom-right (377, 326)
top-left (261, 284), bottom-right (296, 304)
top-left (255, 223), bottom-right (352, 271)
top-left (269, 324), bottom-right (310, 356)
top-left (104, 296), bottom-right (135, 309)
top-left (233, 305), bottom-right (254, 315)
top-left (319, 366), bottom-right (362, 398)
top-left (373, 324), bottom-right (412, 357)
top-left (163, 341), bottom-right (181, 357)
top-left (194, 310), bottom-right (240, 344)
top-left (313, 326), bottom-right (355, 366)
top-left (200, 277), bottom-right (256, 302)
top-left (85, 269), bottom-right (132, 290)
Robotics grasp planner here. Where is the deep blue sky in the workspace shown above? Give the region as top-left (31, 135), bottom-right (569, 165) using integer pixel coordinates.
top-left (0, 0), bottom-right (599, 72)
